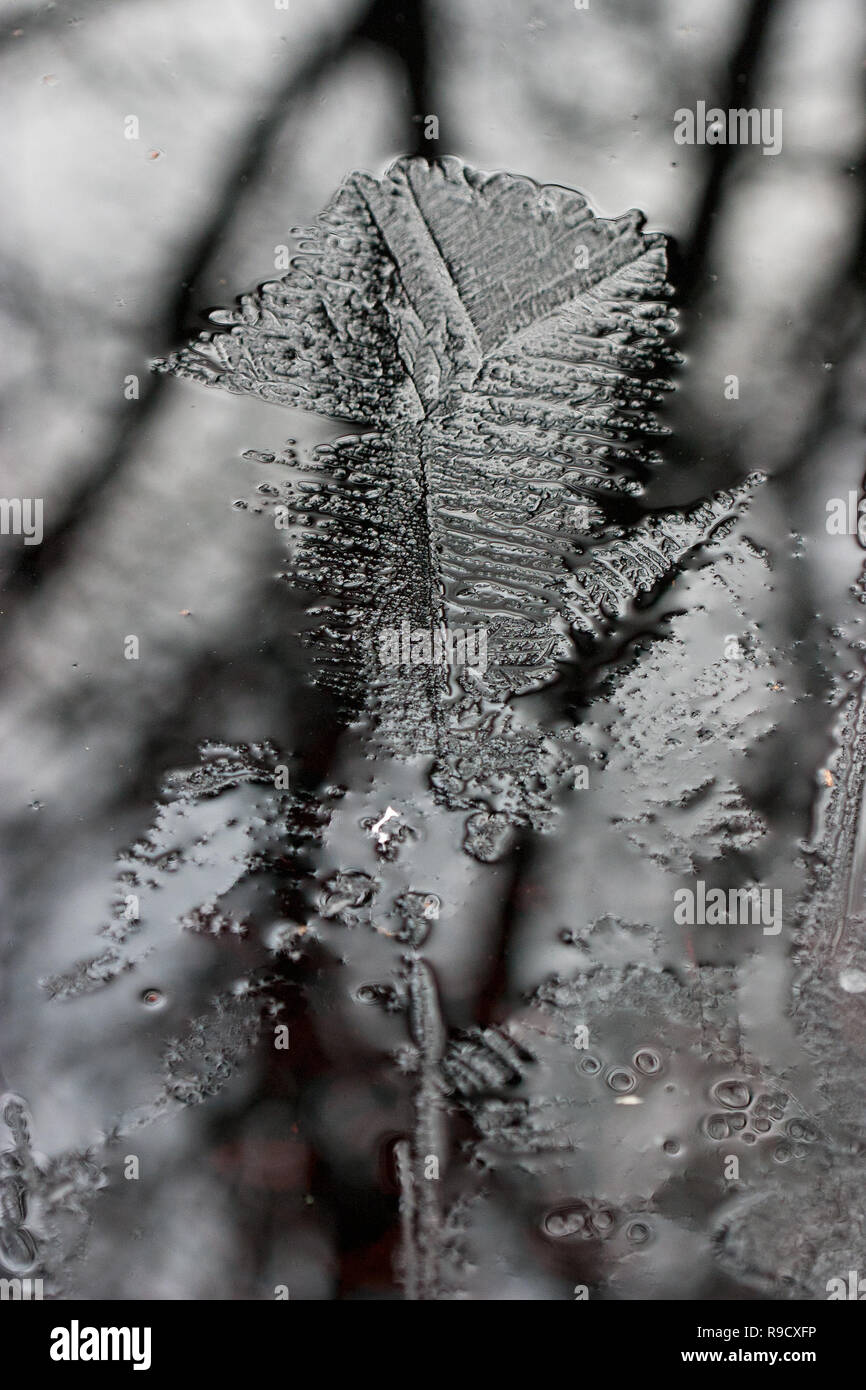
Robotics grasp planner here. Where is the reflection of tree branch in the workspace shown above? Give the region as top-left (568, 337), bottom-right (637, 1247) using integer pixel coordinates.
top-left (361, 0), bottom-right (439, 156)
top-left (773, 146), bottom-right (866, 484)
top-left (757, 152), bottom-right (866, 827)
top-left (666, 0), bottom-right (863, 509)
top-left (678, 131), bottom-right (866, 497)
top-left (0, 1), bottom-right (381, 616)
top-left (0, 0), bottom-right (443, 629)
top-left (678, 0), bottom-right (778, 305)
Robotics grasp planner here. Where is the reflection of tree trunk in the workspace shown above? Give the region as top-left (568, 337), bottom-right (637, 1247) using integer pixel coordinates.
top-left (678, 0), bottom-right (780, 305)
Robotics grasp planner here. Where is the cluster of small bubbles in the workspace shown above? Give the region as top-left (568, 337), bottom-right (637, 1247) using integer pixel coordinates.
top-left (544, 1207), bottom-right (587, 1238)
top-left (543, 1201), bottom-right (618, 1241)
top-left (702, 1081), bottom-right (811, 1151)
top-left (544, 1199), bottom-right (653, 1246)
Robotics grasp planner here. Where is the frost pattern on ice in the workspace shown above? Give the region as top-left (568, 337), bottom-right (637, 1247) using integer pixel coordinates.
top-left (162, 157), bottom-right (759, 840)
top-left (21, 160), bottom-right (796, 1301)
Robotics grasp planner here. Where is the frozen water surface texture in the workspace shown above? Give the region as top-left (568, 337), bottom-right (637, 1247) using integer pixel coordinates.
top-left (2, 0), bottom-right (865, 1304)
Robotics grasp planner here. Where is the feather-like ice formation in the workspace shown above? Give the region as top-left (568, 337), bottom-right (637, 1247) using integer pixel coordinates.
top-left (162, 158), bottom-right (759, 836)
